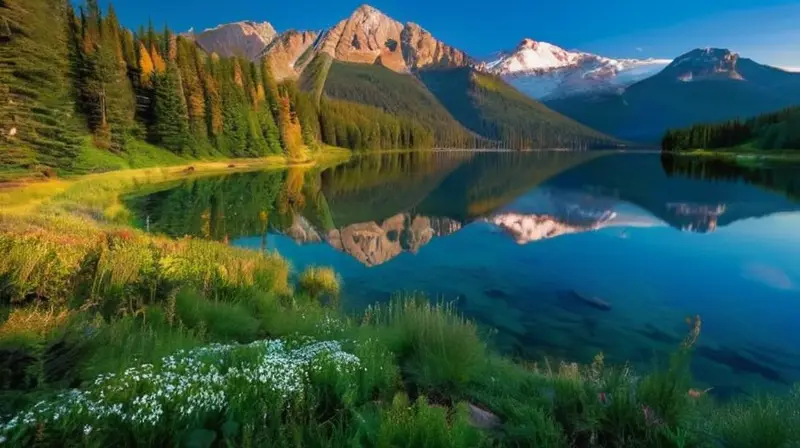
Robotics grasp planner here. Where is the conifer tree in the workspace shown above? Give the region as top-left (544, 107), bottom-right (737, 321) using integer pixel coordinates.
top-left (0, 0), bottom-right (82, 168)
top-left (175, 37), bottom-right (209, 154)
top-left (151, 62), bottom-right (190, 153)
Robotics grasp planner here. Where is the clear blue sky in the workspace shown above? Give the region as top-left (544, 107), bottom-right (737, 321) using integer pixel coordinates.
top-left (99, 0), bottom-right (800, 68)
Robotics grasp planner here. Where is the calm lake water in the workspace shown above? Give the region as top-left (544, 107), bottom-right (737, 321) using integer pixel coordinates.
top-left (127, 151), bottom-right (800, 397)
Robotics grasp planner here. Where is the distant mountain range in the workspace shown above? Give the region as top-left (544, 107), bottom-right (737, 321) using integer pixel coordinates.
top-left (189, 5), bottom-right (800, 145)
top-left (545, 48), bottom-right (800, 142)
top-left (482, 39), bottom-right (671, 100)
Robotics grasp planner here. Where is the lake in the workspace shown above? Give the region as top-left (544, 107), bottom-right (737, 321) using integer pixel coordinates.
top-left (127, 151), bottom-right (800, 397)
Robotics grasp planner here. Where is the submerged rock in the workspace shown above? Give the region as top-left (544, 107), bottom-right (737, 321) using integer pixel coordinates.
top-left (467, 403), bottom-right (501, 429)
top-left (562, 290), bottom-right (612, 311)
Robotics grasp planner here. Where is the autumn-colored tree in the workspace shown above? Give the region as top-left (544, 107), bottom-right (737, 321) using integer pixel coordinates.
top-left (175, 37), bottom-right (208, 153)
top-left (277, 94), bottom-right (305, 161)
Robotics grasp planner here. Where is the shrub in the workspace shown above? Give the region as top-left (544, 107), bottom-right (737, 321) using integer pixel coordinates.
top-left (297, 266), bottom-right (341, 306)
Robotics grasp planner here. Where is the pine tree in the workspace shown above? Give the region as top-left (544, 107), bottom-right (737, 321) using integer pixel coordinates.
top-left (0, 0), bottom-right (82, 168)
top-left (201, 55), bottom-right (223, 143)
top-left (175, 37), bottom-right (209, 154)
top-left (151, 62), bottom-right (190, 153)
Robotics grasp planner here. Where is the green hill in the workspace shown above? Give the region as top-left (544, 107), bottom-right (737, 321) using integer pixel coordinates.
top-left (318, 60), bottom-right (475, 148)
top-left (303, 59), bottom-right (618, 150)
top-left (420, 68), bottom-right (616, 149)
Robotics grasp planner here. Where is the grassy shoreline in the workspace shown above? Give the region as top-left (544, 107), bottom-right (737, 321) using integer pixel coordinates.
top-left (1, 150), bottom-right (799, 446)
top-left (664, 148), bottom-right (800, 162)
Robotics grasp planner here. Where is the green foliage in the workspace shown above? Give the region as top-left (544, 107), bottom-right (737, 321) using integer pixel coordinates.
top-left (365, 297), bottom-right (487, 393)
top-left (322, 61), bottom-right (474, 148)
top-left (420, 68), bottom-right (616, 149)
top-left (0, 0), bottom-right (82, 169)
top-left (663, 106), bottom-right (800, 152)
top-left (151, 63), bottom-right (191, 153)
top-left (374, 394), bottom-right (486, 448)
top-left (711, 386), bottom-right (800, 448)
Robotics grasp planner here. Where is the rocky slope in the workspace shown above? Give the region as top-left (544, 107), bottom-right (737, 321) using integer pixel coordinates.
top-left (325, 213), bottom-right (462, 267)
top-left (484, 39), bottom-right (671, 99)
top-left (259, 30), bottom-right (320, 81)
top-left (318, 4), bottom-right (471, 73)
top-left (194, 21), bottom-right (277, 60)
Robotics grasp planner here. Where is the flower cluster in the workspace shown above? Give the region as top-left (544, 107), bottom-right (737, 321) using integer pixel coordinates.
top-left (0, 339), bottom-right (361, 441)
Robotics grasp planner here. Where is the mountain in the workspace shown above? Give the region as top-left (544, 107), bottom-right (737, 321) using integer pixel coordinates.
top-left (259, 30), bottom-right (320, 81)
top-left (483, 39), bottom-right (671, 100)
top-left (194, 21), bottom-right (277, 60)
top-left (419, 68), bottom-right (615, 148)
top-left (317, 4), bottom-right (471, 73)
top-left (545, 48), bottom-right (800, 142)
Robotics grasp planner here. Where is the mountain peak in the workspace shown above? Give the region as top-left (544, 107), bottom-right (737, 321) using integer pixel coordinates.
top-left (195, 21), bottom-right (277, 60)
top-left (484, 40), bottom-right (671, 99)
top-left (354, 4), bottom-right (381, 15)
top-left (665, 47), bottom-right (743, 82)
top-left (318, 5), bottom-right (469, 73)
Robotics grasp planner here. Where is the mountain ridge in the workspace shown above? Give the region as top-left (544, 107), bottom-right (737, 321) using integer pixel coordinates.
top-left (544, 47), bottom-right (800, 142)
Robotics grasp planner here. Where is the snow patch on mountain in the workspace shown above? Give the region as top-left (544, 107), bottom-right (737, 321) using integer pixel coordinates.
top-left (483, 39), bottom-right (671, 99)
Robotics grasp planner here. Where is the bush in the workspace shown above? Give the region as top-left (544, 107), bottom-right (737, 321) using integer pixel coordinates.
top-left (297, 266), bottom-right (341, 306)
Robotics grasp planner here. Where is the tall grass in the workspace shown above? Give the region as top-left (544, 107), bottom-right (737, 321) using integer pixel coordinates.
top-left (363, 296), bottom-right (488, 394)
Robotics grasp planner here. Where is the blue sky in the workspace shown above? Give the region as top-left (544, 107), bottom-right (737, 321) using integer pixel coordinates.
top-left (100, 0), bottom-right (800, 68)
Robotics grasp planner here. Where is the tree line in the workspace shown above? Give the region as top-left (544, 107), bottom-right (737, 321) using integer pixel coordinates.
top-left (662, 106), bottom-right (800, 152)
top-left (0, 0), bottom-right (432, 171)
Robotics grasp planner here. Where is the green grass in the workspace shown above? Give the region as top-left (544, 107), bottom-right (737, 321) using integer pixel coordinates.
top-left (74, 138), bottom-right (189, 174)
top-left (1, 159), bottom-right (799, 446)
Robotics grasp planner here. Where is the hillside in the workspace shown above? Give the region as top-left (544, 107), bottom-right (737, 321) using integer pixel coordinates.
top-left (546, 49), bottom-right (800, 143)
top-left (319, 61), bottom-right (476, 147)
top-left (662, 106), bottom-right (800, 152)
top-left (420, 68), bottom-right (617, 149)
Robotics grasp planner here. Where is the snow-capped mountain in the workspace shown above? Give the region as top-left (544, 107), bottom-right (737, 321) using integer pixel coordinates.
top-left (484, 38), bottom-right (671, 100)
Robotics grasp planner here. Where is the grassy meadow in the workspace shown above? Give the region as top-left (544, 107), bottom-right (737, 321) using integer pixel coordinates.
top-left (0, 158), bottom-right (799, 447)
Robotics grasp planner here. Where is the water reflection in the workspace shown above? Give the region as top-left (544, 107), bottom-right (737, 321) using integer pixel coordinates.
top-left (127, 151), bottom-right (800, 396)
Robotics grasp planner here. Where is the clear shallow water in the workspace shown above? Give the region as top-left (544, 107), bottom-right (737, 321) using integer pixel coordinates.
top-left (127, 151), bottom-right (800, 397)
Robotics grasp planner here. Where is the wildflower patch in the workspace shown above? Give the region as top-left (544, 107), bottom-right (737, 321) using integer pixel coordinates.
top-left (0, 338), bottom-right (361, 443)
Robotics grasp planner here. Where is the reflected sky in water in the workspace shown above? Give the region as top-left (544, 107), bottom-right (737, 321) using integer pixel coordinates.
top-left (128, 151), bottom-right (800, 397)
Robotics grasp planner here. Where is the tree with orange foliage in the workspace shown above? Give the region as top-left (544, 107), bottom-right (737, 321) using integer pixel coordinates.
top-left (277, 94), bottom-right (305, 161)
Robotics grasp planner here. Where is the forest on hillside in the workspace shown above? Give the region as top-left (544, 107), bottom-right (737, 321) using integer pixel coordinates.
top-left (661, 106), bottom-right (800, 152)
top-left (0, 0), bottom-right (435, 171)
top-left (1, 0), bottom-right (619, 173)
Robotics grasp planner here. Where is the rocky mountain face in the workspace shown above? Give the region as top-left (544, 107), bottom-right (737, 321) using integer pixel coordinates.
top-left (326, 213), bottom-right (462, 267)
top-left (484, 39), bottom-right (671, 99)
top-left (660, 48), bottom-right (743, 82)
top-left (194, 21), bottom-right (277, 60)
top-left (260, 30), bottom-right (320, 81)
top-left (318, 4), bottom-right (471, 73)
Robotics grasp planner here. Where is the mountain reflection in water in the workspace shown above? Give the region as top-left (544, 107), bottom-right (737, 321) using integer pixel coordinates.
top-left (127, 151), bottom-right (800, 397)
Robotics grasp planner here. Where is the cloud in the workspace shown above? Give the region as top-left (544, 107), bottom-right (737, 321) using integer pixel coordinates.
top-left (635, 47), bottom-right (644, 52)
top-left (779, 66), bottom-right (800, 72)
